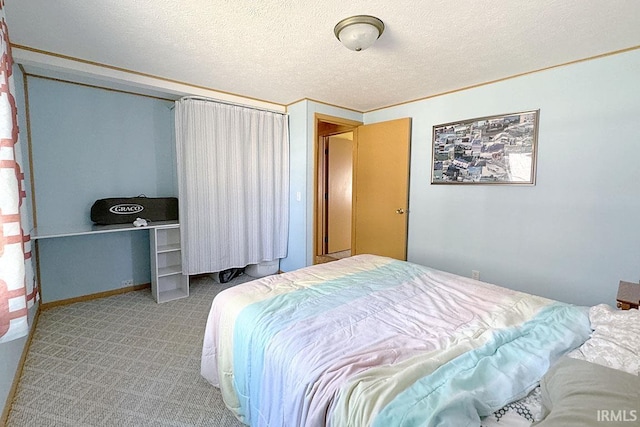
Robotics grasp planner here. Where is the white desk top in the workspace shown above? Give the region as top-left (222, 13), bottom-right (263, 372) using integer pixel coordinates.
top-left (31, 220), bottom-right (179, 240)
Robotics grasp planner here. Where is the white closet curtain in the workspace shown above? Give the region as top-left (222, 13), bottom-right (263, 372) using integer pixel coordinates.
top-left (175, 98), bottom-right (289, 275)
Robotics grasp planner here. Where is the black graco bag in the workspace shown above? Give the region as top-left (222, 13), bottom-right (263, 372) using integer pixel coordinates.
top-left (218, 268), bottom-right (244, 283)
top-left (90, 196), bottom-right (178, 225)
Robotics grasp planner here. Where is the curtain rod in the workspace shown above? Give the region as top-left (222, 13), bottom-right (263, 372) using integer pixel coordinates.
top-left (171, 95), bottom-right (287, 115)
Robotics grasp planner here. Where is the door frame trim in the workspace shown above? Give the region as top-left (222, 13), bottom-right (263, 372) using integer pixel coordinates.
top-left (313, 113), bottom-right (362, 263)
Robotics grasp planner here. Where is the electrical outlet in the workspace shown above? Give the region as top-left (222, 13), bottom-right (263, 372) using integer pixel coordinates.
top-left (121, 279), bottom-right (134, 287)
top-left (471, 270), bottom-right (480, 281)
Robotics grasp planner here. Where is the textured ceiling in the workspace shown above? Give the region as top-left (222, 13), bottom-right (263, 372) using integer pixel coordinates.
top-left (5, 0), bottom-right (640, 112)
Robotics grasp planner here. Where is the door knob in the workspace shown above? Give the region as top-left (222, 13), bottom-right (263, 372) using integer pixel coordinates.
top-left (395, 208), bottom-right (405, 214)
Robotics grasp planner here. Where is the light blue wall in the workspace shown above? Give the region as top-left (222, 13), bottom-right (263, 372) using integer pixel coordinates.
top-left (28, 77), bottom-right (176, 228)
top-left (364, 49), bottom-right (640, 307)
top-left (280, 100), bottom-right (362, 272)
top-left (280, 101), bottom-right (308, 272)
top-left (27, 77), bottom-right (176, 302)
top-left (1, 65), bottom-right (38, 419)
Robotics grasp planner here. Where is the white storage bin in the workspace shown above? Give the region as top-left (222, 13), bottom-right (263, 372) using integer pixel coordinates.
top-left (245, 259), bottom-right (280, 278)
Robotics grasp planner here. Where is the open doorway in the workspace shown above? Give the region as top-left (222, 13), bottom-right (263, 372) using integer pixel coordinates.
top-left (314, 114), bottom-right (411, 264)
top-left (323, 132), bottom-right (352, 260)
top-left (314, 114), bottom-right (361, 264)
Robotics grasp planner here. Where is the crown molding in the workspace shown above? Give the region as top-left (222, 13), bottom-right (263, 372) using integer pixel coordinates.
top-left (11, 44), bottom-right (287, 113)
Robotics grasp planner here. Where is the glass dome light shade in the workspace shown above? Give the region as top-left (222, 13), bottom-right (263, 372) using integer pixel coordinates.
top-left (334, 15), bottom-right (385, 52)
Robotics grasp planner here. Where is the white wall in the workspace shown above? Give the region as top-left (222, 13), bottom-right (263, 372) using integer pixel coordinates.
top-left (364, 49), bottom-right (640, 306)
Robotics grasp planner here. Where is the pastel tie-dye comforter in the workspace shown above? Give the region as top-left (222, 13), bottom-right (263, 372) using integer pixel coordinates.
top-left (201, 255), bottom-right (591, 427)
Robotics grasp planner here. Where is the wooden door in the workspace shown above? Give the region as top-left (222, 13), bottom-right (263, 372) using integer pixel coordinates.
top-left (352, 118), bottom-right (411, 260)
top-left (327, 135), bottom-right (353, 253)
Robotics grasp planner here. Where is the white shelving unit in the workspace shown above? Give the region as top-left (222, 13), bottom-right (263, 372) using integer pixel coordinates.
top-left (150, 224), bottom-right (188, 303)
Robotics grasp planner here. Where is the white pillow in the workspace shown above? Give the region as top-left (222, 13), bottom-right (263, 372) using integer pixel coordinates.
top-left (567, 304), bottom-right (640, 375)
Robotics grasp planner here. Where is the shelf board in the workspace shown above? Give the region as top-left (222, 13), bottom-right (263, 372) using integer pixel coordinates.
top-left (158, 265), bottom-right (182, 277)
top-left (157, 288), bottom-right (188, 303)
top-left (32, 220), bottom-right (179, 240)
top-left (157, 243), bottom-right (181, 253)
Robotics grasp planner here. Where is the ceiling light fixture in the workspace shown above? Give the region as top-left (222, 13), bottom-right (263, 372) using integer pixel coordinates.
top-left (334, 15), bottom-right (385, 52)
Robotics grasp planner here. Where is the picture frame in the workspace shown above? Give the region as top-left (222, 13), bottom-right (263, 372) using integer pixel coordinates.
top-left (431, 110), bottom-right (539, 185)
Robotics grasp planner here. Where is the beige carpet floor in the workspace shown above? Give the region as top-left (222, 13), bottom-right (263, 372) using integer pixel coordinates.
top-left (7, 274), bottom-right (253, 427)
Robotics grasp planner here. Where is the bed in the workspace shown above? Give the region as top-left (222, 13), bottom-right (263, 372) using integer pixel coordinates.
top-left (201, 254), bottom-right (639, 426)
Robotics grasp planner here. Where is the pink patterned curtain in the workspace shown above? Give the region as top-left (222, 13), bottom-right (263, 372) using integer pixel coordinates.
top-left (0, 1), bottom-right (37, 343)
